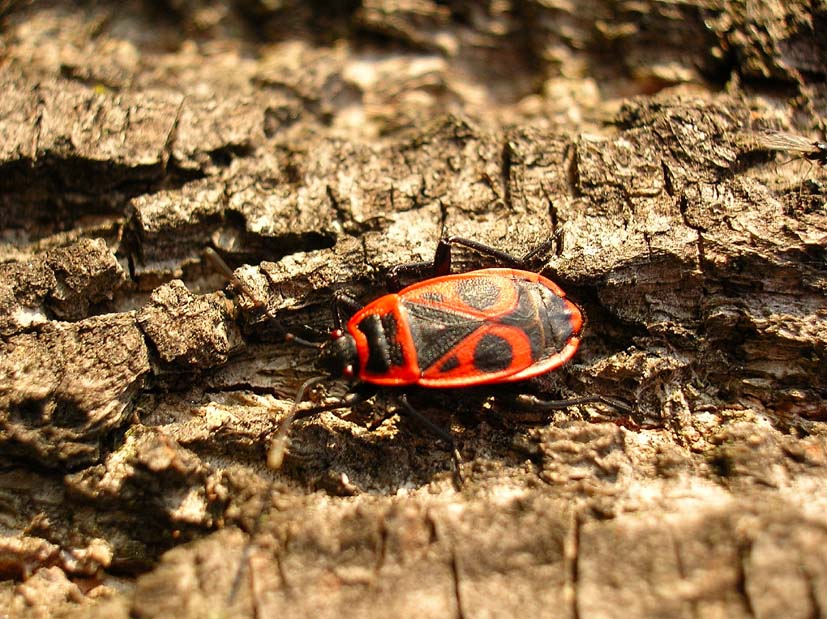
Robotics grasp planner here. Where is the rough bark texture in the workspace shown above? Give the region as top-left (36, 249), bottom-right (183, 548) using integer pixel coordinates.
top-left (1, 1), bottom-right (826, 618)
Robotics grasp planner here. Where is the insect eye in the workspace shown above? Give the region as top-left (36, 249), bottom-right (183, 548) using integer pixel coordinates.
top-left (343, 365), bottom-right (354, 379)
top-left (330, 328), bottom-right (344, 340)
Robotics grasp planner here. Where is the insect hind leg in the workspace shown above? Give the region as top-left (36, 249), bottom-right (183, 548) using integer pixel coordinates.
top-left (386, 259), bottom-right (436, 292)
top-left (433, 234), bottom-right (563, 273)
top-left (509, 393), bottom-right (633, 414)
top-left (386, 237), bottom-right (527, 292)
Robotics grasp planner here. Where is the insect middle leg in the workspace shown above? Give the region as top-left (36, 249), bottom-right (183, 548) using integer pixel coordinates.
top-left (386, 234), bottom-right (560, 291)
top-left (396, 393), bottom-right (464, 487)
top-left (290, 383), bottom-right (378, 422)
top-left (507, 392), bottom-right (633, 414)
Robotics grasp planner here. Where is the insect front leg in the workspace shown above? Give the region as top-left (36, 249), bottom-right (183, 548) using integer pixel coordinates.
top-left (291, 383), bottom-right (377, 421)
top-left (267, 382), bottom-right (377, 470)
top-left (331, 290), bottom-right (363, 330)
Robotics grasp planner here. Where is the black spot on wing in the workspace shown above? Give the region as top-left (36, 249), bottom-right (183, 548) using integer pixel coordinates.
top-left (438, 355), bottom-right (460, 373)
top-left (402, 301), bottom-right (482, 371)
top-left (457, 277), bottom-right (501, 310)
top-left (473, 333), bottom-right (513, 373)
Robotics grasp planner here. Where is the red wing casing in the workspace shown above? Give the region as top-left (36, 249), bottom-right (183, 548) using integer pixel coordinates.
top-left (347, 268), bottom-right (583, 387)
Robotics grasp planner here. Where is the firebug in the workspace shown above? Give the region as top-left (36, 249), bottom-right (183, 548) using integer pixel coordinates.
top-left (211, 236), bottom-right (632, 468)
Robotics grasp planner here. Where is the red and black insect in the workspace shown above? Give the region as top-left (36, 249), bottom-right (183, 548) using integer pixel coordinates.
top-left (242, 236), bottom-right (631, 468)
top-left (319, 263), bottom-right (582, 390)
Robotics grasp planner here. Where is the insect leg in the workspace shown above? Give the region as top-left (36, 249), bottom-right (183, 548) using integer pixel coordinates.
top-left (230, 382), bottom-right (378, 604)
top-left (386, 259), bottom-right (434, 292)
top-left (434, 236), bottom-right (522, 270)
top-left (433, 233), bottom-right (563, 272)
top-left (268, 382), bottom-right (377, 467)
top-left (387, 232), bottom-right (564, 290)
top-left (396, 394), bottom-right (463, 487)
top-left (510, 393), bottom-right (633, 414)
top-left (385, 237), bottom-right (525, 291)
top-left (331, 290), bottom-right (363, 330)
top-left (228, 382), bottom-right (376, 604)
top-left (291, 384), bottom-right (377, 421)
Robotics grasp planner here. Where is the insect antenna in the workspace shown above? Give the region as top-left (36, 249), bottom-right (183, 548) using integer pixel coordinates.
top-left (226, 374), bottom-right (328, 607)
top-left (205, 247), bottom-right (327, 341)
top-left (205, 248), bottom-right (329, 602)
top-left (204, 247), bottom-right (285, 325)
top-left (204, 247), bottom-right (247, 291)
top-left (285, 333), bottom-right (324, 349)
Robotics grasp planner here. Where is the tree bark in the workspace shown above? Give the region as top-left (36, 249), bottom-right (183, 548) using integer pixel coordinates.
top-left (1, 1), bottom-right (826, 618)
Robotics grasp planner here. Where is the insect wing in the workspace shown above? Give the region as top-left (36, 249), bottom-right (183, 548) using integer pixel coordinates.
top-left (399, 269), bottom-right (582, 387)
top-left (417, 321), bottom-right (538, 386)
top-left (401, 268), bottom-right (523, 318)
